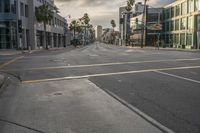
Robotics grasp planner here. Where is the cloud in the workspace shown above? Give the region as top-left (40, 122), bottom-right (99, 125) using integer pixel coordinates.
top-left (54, 0), bottom-right (176, 29)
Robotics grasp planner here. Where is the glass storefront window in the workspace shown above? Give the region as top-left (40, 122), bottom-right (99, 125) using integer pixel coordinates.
top-left (0, 21), bottom-right (17, 49)
top-left (174, 34), bottom-right (180, 46)
top-left (166, 34), bottom-right (169, 43)
top-left (181, 17), bottom-right (187, 30)
top-left (186, 33), bottom-right (193, 45)
top-left (181, 2), bottom-right (187, 15)
top-left (170, 34), bottom-right (173, 46)
top-left (180, 33), bottom-right (185, 46)
top-left (166, 21), bottom-right (170, 31)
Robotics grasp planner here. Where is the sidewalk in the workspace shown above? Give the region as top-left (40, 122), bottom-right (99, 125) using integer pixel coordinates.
top-left (0, 78), bottom-right (166, 133)
top-left (0, 46), bottom-right (74, 56)
top-left (124, 46), bottom-right (200, 52)
top-left (0, 50), bottom-right (22, 56)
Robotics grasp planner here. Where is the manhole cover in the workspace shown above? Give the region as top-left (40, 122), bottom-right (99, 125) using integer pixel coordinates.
top-left (54, 93), bottom-right (63, 96)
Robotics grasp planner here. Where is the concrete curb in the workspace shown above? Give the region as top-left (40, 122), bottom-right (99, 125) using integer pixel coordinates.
top-left (121, 46), bottom-right (200, 52)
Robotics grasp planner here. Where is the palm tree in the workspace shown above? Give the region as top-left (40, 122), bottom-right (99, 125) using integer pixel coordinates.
top-left (110, 20), bottom-right (116, 44)
top-left (83, 13), bottom-right (90, 26)
top-left (35, 3), bottom-right (53, 49)
top-left (124, 0), bottom-right (135, 45)
top-left (110, 20), bottom-right (116, 31)
top-left (69, 20), bottom-right (81, 39)
top-left (126, 0), bottom-right (135, 11)
top-left (80, 13), bottom-right (91, 44)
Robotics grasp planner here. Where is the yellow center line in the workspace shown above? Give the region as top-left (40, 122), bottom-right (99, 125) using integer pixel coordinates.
top-left (22, 65), bottom-right (200, 84)
top-left (0, 56), bottom-right (24, 70)
top-left (5, 58), bottom-right (200, 71)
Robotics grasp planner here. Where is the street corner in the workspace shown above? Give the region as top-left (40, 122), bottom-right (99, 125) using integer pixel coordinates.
top-left (0, 73), bottom-right (6, 94)
top-left (0, 50), bottom-right (22, 56)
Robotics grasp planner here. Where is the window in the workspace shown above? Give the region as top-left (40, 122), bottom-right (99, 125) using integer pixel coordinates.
top-left (20, 2), bottom-right (24, 16)
top-left (195, 0), bottom-right (200, 10)
top-left (170, 34), bottom-right (173, 45)
top-left (0, 0), bottom-right (11, 13)
top-left (11, 0), bottom-right (16, 14)
top-left (171, 7), bottom-right (175, 18)
top-left (175, 19), bottom-right (180, 31)
top-left (181, 2), bottom-right (187, 15)
top-left (165, 34), bottom-right (170, 43)
top-left (181, 18), bottom-right (186, 30)
top-left (188, 0), bottom-right (194, 13)
top-left (174, 34), bottom-right (179, 45)
top-left (171, 20), bottom-right (174, 31)
top-left (197, 15), bottom-right (200, 31)
top-left (180, 33), bottom-right (185, 46)
top-left (25, 5), bottom-right (28, 17)
top-left (175, 5), bottom-right (180, 16)
top-left (165, 9), bottom-right (170, 19)
top-left (166, 21), bottom-right (170, 31)
top-left (188, 16), bottom-right (193, 30)
top-left (186, 33), bottom-right (193, 45)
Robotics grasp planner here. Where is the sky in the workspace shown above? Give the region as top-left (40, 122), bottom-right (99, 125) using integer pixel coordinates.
top-left (54, 0), bottom-right (175, 29)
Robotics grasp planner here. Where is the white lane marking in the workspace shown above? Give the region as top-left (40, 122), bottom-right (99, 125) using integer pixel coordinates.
top-left (22, 65), bottom-right (200, 84)
top-left (103, 89), bottom-right (175, 133)
top-left (7, 58), bottom-right (200, 71)
top-left (154, 71), bottom-right (200, 84)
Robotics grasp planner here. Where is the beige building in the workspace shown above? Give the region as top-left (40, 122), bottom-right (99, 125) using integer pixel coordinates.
top-left (163, 0), bottom-right (200, 49)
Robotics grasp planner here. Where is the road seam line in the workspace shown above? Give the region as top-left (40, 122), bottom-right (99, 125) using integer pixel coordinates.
top-left (5, 58), bottom-right (200, 71)
top-left (99, 87), bottom-right (175, 133)
top-left (22, 65), bottom-right (200, 84)
top-left (0, 56), bottom-right (24, 70)
top-left (154, 71), bottom-right (200, 84)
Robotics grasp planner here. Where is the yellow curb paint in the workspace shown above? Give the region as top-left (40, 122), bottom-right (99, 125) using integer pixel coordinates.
top-left (0, 56), bottom-right (24, 70)
top-left (22, 65), bottom-right (200, 84)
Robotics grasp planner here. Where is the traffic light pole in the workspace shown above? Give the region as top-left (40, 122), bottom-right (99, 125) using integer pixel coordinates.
top-left (141, 0), bottom-right (147, 48)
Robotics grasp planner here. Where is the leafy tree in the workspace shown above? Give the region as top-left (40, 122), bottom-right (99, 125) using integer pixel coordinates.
top-left (35, 3), bottom-right (53, 49)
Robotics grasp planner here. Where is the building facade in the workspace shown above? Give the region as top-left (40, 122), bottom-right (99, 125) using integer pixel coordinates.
top-left (130, 7), bottom-right (163, 46)
top-left (119, 2), bottom-right (145, 45)
top-left (163, 0), bottom-right (200, 49)
top-left (0, 0), bottom-right (69, 50)
top-left (94, 25), bottom-right (102, 41)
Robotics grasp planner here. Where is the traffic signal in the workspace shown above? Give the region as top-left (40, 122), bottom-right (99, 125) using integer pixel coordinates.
top-left (18, 20), bottom-right (22, 33)
top-left (136, 18), bottom-right (138, 24)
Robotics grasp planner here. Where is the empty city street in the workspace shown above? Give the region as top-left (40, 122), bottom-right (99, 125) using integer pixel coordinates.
top-left (0, 43), bottom-right (200, 133)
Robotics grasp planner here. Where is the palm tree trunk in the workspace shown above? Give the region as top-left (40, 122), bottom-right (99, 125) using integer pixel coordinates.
top-left (44, 23), bottom-right (48, 49)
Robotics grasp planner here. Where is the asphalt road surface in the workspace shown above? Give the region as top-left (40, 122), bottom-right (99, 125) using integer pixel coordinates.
top-left (0, 42), bottom-right (200, 133)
